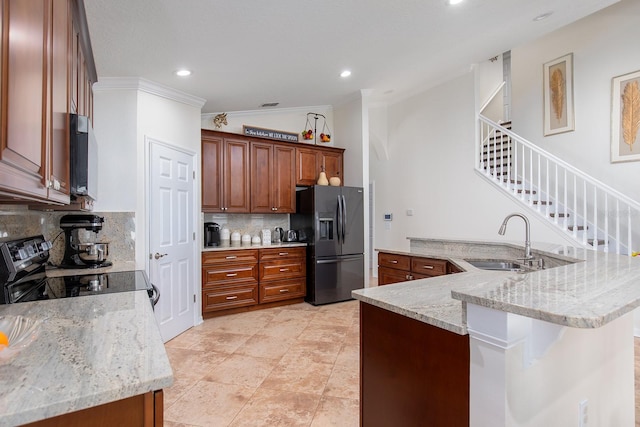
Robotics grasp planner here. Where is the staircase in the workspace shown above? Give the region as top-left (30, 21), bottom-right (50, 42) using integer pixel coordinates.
top-left (476, 88), bottom-right (640, 255)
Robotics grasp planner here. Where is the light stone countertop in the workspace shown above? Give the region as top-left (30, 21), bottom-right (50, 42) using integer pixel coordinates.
top-left (202, 242), bottom-right (306, 252)
top-left (352, 238), bottom-right (640, 335)
top-left (0, 290), bottom-right (173, 426)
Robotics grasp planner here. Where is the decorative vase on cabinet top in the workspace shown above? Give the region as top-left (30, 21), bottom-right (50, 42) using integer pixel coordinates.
top-left (329, 177), bottom-right (341, 186)
top-left (317, 171), bottom-right (329, 186)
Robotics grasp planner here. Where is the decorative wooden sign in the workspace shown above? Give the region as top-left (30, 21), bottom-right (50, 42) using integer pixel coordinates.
top-left (243, 125), bottom-right (299, 143)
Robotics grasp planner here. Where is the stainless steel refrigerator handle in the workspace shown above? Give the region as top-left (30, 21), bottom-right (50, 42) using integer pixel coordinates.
top-left (337, 195), bottom-right (343, 243)
top-left (341, 195), bottom-right (347, 242)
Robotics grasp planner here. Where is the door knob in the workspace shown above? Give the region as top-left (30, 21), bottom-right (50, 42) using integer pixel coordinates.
top-left (154, 253), bottom-right (168, 259)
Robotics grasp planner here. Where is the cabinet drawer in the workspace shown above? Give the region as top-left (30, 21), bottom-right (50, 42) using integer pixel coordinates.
top-left (259, 246), bottom-right (306, 261)
top-left (378, 266), bottom-right (411, 286)
top-left (411, 257), bottom-right (447, 276)
top-left (202, 284), bottom-right (258, 312)
top-left (260, 259), bottom-right (306, 281)
top-left (259, 277), bottom-right (306, 303)
top-left (202, 264), bottom-right (258, 287)
top-left (202, 249), bottom-right (259, 265)
top-left (378, 252), bottom-right (411, 270)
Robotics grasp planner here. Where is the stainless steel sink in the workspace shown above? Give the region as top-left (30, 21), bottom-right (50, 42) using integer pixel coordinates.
top-left (465, 260), bottom-right (526, 272)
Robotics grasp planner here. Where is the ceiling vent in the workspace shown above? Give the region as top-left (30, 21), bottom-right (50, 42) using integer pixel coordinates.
top-left (260, 102), bottom-right (279, 107)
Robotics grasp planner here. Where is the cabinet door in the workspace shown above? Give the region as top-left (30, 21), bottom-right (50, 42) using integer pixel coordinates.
top-left (47, 0), bottom-right (71, 203)
top-left (0, 0), bottom-right (48, 200)
top-left (295, 147), bottom-right (318, 186)
top-left (272, 143), bottom-right (295, 213)
top-left (201, 134), bottom-right (223, 211)
top-left (250, 141), bottom-right (273, 213)
top-left (378, 266), bottom-right (410, 286)
top-left (319, 149), bottom-right (343, 184)
top-left (223, 137), bottom-right (250, 213)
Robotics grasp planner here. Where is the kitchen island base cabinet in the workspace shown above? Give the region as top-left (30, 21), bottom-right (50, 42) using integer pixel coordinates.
top-left (22, 390), bottom-right (164, 427)
top-left (360, 302), bottom-right (469, 427)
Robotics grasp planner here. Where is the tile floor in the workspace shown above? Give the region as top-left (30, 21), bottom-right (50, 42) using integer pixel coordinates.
top-left (165, 299), bottom-right (640, 427)
top-left (163, 299), bottom-right (360, 427)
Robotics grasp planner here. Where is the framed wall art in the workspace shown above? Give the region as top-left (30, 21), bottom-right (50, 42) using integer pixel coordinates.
top-left (543, 53), bottom-right (574, 136)
top-left (611, 69), bottom-right (640, 163)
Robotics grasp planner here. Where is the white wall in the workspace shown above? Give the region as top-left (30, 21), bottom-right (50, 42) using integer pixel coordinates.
top-left (370, 71), bottom-right (574, 254)
top-left (511, 0), bottom-right (640, 204)
top-left (92, 89), bottom-right (138, 212)
top-left (93, 78), bottom-right (205, 268)
top-left (201, 106), bottom-right (335, 147)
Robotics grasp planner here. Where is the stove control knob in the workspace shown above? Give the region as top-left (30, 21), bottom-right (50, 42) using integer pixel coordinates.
top-left (25, 245), bottom-right (35, 256)
top-left (40, 241), bottom-right (52, 251)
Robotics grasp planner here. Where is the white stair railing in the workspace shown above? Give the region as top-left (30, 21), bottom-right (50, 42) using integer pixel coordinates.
top-left (476, 107), bottom-right (639, 256)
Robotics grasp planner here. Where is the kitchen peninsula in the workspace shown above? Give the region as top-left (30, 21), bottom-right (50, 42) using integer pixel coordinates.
top-left (0, 290), bottom-right (172, 426)
top-left (354, 238), bottom-right (640, 427)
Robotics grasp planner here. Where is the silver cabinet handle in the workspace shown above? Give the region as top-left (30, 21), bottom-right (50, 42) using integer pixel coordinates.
top-left (422, 265), bottom-right (434, 269)
top-left (154, 253), bottom-right (167, 259)
top-left (226, 296), bottom-right (238, 300)
top-left (226, 273), bottom-right (238, 277)
top-left (279, 289), bottom-right (289, 293)
top-left (391, 260), bottom-right (398, 264)
top-left (279, 268), bottom-right (289, 272)
top-left (279, 252), bottom-right (289, 256)
top-left (226, 255), bottom-right (237, 259)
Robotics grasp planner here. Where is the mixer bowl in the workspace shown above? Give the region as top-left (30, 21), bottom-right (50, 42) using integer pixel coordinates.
top-left (77, 243), bottom-right (110, 264)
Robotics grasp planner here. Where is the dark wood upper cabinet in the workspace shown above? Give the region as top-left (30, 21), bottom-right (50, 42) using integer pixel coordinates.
top-left (0, 0), bottom-right (94, 204)
top-left (0, 0), bottom-right (49, 201)
top-left (202, 130), bottom-right (250, 213)
top-left (295, 145), bottom-right (344, 187)
top-left (48, 0), bottom-right (72, 203)
top-left (250, 141), bottom-right (295, 213)
top-left (202, 130), bottom-right (344, 213)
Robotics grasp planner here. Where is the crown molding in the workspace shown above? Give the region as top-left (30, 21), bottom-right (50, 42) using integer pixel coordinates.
top-left (93, 77), bottom-right (206, 108)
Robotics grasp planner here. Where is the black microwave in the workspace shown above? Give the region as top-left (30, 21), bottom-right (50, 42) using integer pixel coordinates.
top-left (69, 114), bottom-right (98, 201)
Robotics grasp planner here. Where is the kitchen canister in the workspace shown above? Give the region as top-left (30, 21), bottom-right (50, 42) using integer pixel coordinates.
top-left (221, 227), bottom-right (230, 242)
top-left (261, 229), bottom-right (271, 245)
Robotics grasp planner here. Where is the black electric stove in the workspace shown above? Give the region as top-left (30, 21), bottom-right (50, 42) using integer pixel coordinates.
top-left (0, 235), bottom-right (158, 306)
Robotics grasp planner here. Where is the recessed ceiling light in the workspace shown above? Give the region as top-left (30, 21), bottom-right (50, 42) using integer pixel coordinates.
top-left (448, 0), bottom-right (463, 5)
top-left (175, 69), bottom-right (192, 77)
top-left (533, 11), bottom-right (553, 21)
top-left (340, 70), bottom-right (351, 78)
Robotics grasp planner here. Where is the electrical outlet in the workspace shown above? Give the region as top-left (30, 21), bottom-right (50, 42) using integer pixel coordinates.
top-left (406, 209), bottom-right (414, 216)
top-left (579, 399), bottom-right (588, 427)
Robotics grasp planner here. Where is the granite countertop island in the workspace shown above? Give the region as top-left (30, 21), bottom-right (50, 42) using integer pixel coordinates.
top-left (353, 238), bottom-right (640, 334)
top-left (0, 290), bottom-right (173, 426)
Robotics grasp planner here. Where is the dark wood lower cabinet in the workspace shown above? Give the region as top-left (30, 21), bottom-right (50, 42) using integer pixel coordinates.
top-left (360, 302), bottom-right (469, 427)
top-left (22, 390), bottom-right (163, 427)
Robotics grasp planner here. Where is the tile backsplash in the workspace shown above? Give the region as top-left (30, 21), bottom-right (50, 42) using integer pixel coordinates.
top-left (0, 207), bottom-right (135, 264)
top-left (202, 213), bottom-right (289, 241)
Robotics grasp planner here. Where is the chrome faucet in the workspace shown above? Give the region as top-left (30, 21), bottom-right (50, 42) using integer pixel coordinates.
top-left (498, 213), bottom-right (533, 261)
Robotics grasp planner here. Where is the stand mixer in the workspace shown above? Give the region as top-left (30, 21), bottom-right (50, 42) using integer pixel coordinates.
top-left (59, 214), bottom-right (112, 269)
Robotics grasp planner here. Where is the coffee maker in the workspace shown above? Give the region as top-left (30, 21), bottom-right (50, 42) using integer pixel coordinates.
top-left (59, 214), bottom-right (112, 269)
top-left (204, 222), bottom-right (221, 247)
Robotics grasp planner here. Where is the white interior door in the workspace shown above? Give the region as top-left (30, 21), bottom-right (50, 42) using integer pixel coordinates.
top-left (149, 139), bottom-right (196, 342)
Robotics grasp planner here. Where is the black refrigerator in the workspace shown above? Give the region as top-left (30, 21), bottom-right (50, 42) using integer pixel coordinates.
top-left (291, 185), bottom-right (364, 305)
